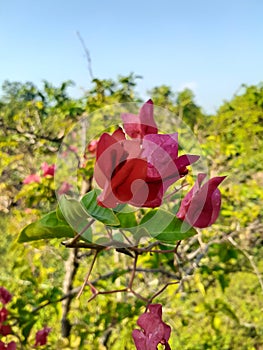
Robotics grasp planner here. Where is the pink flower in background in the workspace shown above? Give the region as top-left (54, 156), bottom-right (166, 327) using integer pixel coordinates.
top-left (0, 287), bottom-right (12, 305)
top-left (0, 341), bottom-right (16, 350)
top-left (23, 174), bottom-right (41, 184)
top-left (176, 173), bottom-right (226, 228)
top-left (0, 324), bottom-right (12, 336)
top-left (34, 326), bottom-right (51, 347)
top-left (41, 162), bottom-right (55, 177)
top-left (68, 145), bottom-right (78, 153)
top-left (87, 140), bottom-right (98, 154)
top-left (132, 304), bottom-right (171, 350)
top-left (57, 181), bottom-right (72, 195)
top-left (0, 308), bottom-right (8, 323)
top-left (0, 288), bottom-right (13, 340)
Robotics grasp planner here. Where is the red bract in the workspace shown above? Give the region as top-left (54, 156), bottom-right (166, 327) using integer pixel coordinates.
top-left (0, 324), bottom-right (11, 336)
top-left (34, 326), bottom-right (51, 347)
top-left (141, 133), bottom-right (199, 207)
top-left (0, 308), bottom-right (8, 323)
top-left (0, 341), bottom-right (16, 350)
top-left (23, 174), bottom-right (41, 184)
top-left (95, 101), bottom-right (199, 208)
top-left (87, 140), bottom-right (98, 154)
top-left (0, 287), bottom-right (12, 305)
top-left (122, 99), bottom-right (157, 138)
top-left (94, 128), bottom-right (148, 208)
top-left (176, 173), bottom-right (226, 228)
top-left (132, 304), bottom-right (171, 350)
top-left (41, 162), bottom-right (55, 177)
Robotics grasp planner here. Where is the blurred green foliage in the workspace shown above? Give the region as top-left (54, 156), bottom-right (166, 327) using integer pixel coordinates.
top-left (0, 76), bottom-right (262, 349)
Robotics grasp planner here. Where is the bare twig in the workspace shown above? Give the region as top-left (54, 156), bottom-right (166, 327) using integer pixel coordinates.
top-left (65, 218), bottom-right (95, 246)
top-left (76, 31), bottom-right (94, 80)
top-left (147, 281), bottom-right (180, 309)
top-left (77, 249), bottom-right (101, 298)
top-left (228, 236), bottom-right (263, 294)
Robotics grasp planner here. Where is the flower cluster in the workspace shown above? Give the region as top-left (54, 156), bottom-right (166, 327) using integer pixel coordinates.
top-left (0, 287), bottom-right (16, 350)
top-left (34, 326), bottom-right (51, 347)
top-left (23, 162), bottom-right (55, 184)
top-left (23, 162), bottom-right (72, 196)
top-left (132, 304), bottom-right (171, 350)
top-left (94, 100), bottom-right (225, 228)
top-left (95, 100), bottom-right (199, 209)
top-left (0, 288), bottom-right (51, 349)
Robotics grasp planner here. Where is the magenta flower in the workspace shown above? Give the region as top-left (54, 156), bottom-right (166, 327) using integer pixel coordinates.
top-left (68, 145), bottom-right (78, 153)
top-left (141, 133), bottom-right (199, 207)
top-left (23, 174), bottom-right (41, 184)
top-left (0, 308), bottom-right (8, 323)
top-left (41, 162), bottom-right (55, 177)
top-left (87, 140), bottom-right (98, 154)
top-left (176, 173), bottom-right (226, 228)
top-left (122, 99), bottom-right (157, 138)
top-left (0, 324), bottom-right (11, 336)
top-left (94, 127), bottom-right (148, 208)
top-left (94, 100), bottom-right (198, 208)
top-left (0, 341), bottom-right (16, 350)
top-left (34, 326), bottom-right (51, 347)
top-left (0, 288), bottom-right (12, 305)
top-left (132, 304), bottom-right (171, 350)
top-left (57, 181), bottom-right (72, 195)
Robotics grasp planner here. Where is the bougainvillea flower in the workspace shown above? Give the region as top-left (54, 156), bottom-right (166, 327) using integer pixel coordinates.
top-left (176, 173), bottom-right (226, 228)
top-left (0, 308), bottom-right (8, 323)
top-left (34, 326), bottom-right (51, 347)
top-left (57, 181), bottom-right (72, 195)
top-left (41, 162), bottom-right (55, 177)
top-left (0, 287), bottom-right (12, 305)
top-left (122, 99), bottom-right (158, 138)
top-left (0, 324), bottom-right (11, 336)
top-left (141, 134), bottom-right (200, 207)
top-left (68, 145), bottom-right (78, 153)
top-left (0, 341), bottom-right (16, 350)
top-left (94, 128), bottom-right (149, 208)
top-left (132, 304), bottom-right (171, 350)
top-left (87, 140), bottom-right (98, 154)
top-left (23, 174), bottom-right (41, 184)
top-left (95, 101), bottom-right (199, 208)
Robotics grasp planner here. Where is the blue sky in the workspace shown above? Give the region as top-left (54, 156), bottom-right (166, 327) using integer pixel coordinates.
top-left (1, 0), bottom-right (263, 113)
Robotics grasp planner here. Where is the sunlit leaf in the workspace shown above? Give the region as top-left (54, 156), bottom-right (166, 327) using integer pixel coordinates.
top-left (81, 189), bottom-right (120, 226)
top-left (140, 208), bottom-right (197, 243)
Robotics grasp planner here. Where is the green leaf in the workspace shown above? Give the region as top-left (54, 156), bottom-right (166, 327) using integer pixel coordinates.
top-left (59, 195), bottom-right (93, 242)
top-left (81, 189), bottom-right (120, 226)
top-left (140, 208), bottom-right (197, 243)
top-left (56, 205), bottom-right (67, 222)
top-left (115, 211), bottom-right (137, 229)
top-left (22, 319), bottom-right (36, 343)
top-left (18, 211), bottom-right (75, 243)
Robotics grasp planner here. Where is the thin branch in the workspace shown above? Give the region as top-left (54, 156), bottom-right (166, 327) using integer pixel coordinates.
top-left (228, 236), bottom-right (263, 294)
top-left (66, 219), bottom-right (96, 246)
top-left (0, 119), bottom-right (62, 143)
top-left (163, 183), bottom-right (189, 201)
top-left (128, 253), bottom-right (138, 290)
top-left (76, 31), bottom-right (94, 80)
top-left (77, 249), bottom-right (100, 298)
top-left (147, 281), bottom-right (179, 308)
top-left (130, 240), bottom-right (181, 254)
